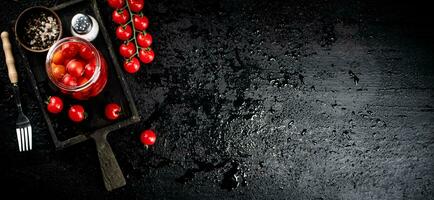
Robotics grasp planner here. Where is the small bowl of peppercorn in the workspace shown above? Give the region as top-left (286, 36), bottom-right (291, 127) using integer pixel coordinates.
top-left (15, 6), bottom-right (62, 53)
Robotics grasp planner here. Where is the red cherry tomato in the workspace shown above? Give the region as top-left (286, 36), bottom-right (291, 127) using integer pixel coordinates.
top-left (123, 57), bottom-right (140, 73)
top-left (84, 62), bottom-right (96, 78)
top-left (105, 103), bottom-right (121, 120)
top-left (61, 42), bottom-right (78, 59)
top-left (47, 96), bottom-right (63, 114)
top-left (78, 76), bottom-right (89, 87)
top-left (66, 59), bottom-right (85, 77)
top-left (119, 42), bottom-right (136, 58)
top-left (89, 65), bottom-right (107, 96)
top-left (90, 79), bottom-right (104, 96)
top-left (107, 0), bottom-right (125, 9)
top-left (79, 77), bottom-right (92, 96)
top-left (68, 105), bottom-right (86, 123)
top-left (112, 9), bottom-right (129, 24)
top-left (62, 74), bottom-right (78, 87)
top-left (140, 129), bottom-right (156, 145)
top-left (63, 58), bottom-right (73, 66)
top-left (51, 63), bottom-right (66, 80)
top-left (137, 32), bottom-right (152, 48)
top-left (79, 45), bottom-right (94, 60)
top-left (128, 0), bottom-right (144, 12)
top-left (133, 15), bottom-right (149, 31)
top-left (139, 48), bottom-right (155, 64)
top-left (116, 25), bottom-right (133, 41)
top-left (52, 50), bottom-right (64, 65)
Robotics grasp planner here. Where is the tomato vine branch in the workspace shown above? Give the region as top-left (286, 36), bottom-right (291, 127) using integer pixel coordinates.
top-left (125, 0), bottom-right (140, 60)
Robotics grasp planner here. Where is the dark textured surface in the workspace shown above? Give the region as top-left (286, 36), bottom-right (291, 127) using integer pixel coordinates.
top-left (1, 0), bottom-right (434, 199)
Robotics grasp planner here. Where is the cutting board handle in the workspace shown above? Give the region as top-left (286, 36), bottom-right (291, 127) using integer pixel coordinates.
top-left (92, 132), bottom-right (126, 191)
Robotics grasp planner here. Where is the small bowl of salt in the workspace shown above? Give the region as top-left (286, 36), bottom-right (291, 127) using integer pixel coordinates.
top-left (15, 6), bottom-right (62, 53)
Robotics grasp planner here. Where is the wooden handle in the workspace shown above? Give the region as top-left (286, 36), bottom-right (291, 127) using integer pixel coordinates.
top-left (1, 32), bottom-right (18, 84)
top-left (92, 132), bottom-right (126, 191)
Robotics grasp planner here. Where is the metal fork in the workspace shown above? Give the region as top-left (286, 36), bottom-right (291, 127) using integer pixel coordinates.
top-left (1, 31), bottom-right (32, 152)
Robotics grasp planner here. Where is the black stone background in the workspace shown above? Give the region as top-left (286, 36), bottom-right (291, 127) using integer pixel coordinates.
top-left (1, 0), bottom-right (433, 199)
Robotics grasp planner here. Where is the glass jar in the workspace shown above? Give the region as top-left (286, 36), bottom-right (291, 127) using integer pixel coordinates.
top-left (45, 37), bottom-right (107, 100)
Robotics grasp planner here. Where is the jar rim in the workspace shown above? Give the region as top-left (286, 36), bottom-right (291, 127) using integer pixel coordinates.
top-left (45, 37), bottom-right (101, 92)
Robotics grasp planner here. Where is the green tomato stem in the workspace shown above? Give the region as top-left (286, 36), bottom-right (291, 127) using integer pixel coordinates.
top-left (128, 52), bottom-right (139, 60)
top-left (125, 0), bottom-right (140, 61)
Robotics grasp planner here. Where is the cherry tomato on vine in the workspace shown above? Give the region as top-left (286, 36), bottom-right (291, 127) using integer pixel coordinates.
top-left (137, 32), bottom-right (152, 48)
top-left (47, 96), bottom-right (63, 114)
top-left (119, 42), bottom-right (136, 58)
top-left (139, 48), bottom-right (154, 64)
top-left (133, 15), bottom-right (149, 31)
top-left (68, 105), bottom-right (86, 123)
top-left (123, 57), bottom-right (140, 73)
top-left (128, 0), bottom-right (144, 12)
top-left (112, 9), bottom-right (130, 24)
top-left (140, 129), bottom-right (156, 146)
top-left (116, 25), bottom-right (133, 41)
top-left (105, 103), bottom-right (122, 120)
top-left (107, 0), bottom-right (125, 9)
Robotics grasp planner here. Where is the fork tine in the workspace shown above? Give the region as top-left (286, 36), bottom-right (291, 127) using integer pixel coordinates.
top-left (26, 127), bottom-right (30, 151)
top-left (21, 128), bottom-right (25, 151)
top-left (19, 128), bottom-right (24, 152)
top-left (16, 129), bottom-right (22, 152)
top-left (22, 128), bottom-right (25, 151)
top-left (22, 128), bottom-right (27, 151)
top-left (24, 128), bottom-right (28, 151)
top-left (29, 127), bottom-right (32, 150)
top-left (21, 129), bottom-right (24, 151)
top-left (22, 128), bottom-right (26, 151)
